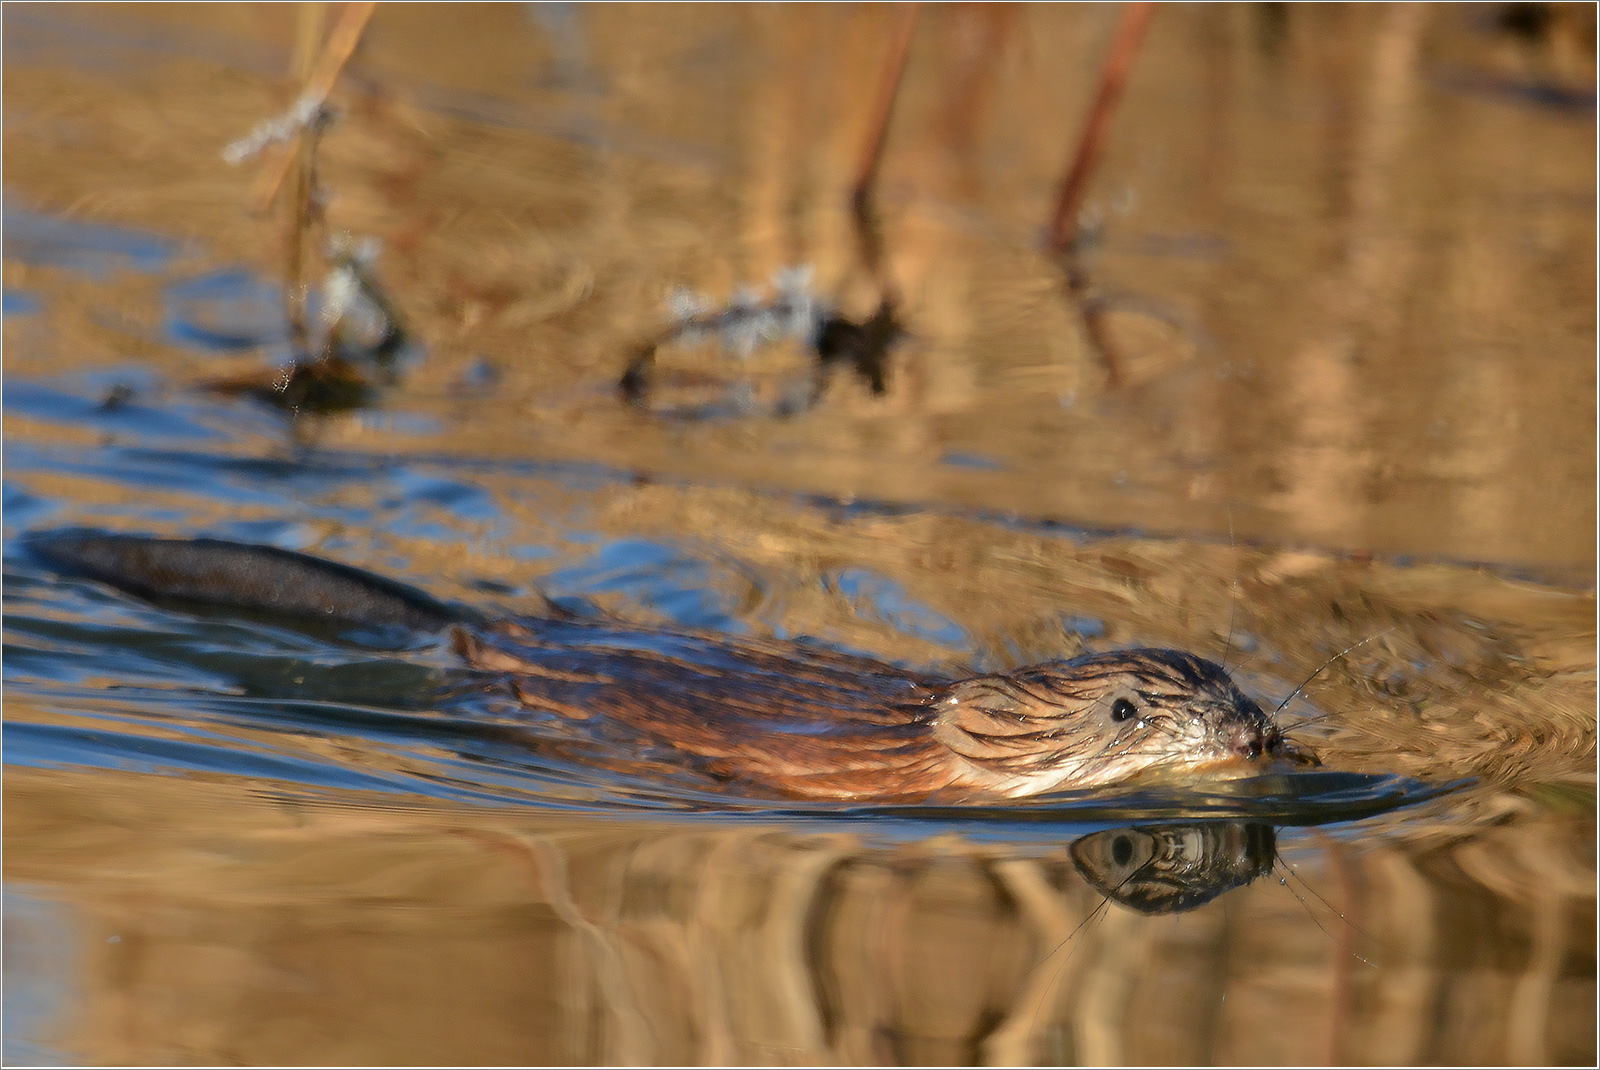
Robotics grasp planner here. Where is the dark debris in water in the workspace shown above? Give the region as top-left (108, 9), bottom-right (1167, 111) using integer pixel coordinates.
top-left (620, 266), bottom-right (905, 419)
top-left (195, 249), bottom-right (412, 418)
top-left (204, 354), bottom-right (386, 417)
top-left (812, 300), bottom-right (902, 397)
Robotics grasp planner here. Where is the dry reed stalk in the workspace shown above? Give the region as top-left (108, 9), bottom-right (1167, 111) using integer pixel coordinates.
top-left (250, 1), bottom-right (379, 213)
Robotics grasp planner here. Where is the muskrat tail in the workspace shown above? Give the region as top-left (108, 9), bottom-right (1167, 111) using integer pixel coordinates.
top-left (25, 529), bottom-right (475, 634)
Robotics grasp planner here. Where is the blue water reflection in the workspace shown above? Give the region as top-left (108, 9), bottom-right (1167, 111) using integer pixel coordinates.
top-left (3, 290), bottom-right (41, 317)
top-left (831, 568), bottom-right (968, 649)
top-left (162, 268), bottom-right (287, 351)
top-left (4, 207), bottom-right (180, 277)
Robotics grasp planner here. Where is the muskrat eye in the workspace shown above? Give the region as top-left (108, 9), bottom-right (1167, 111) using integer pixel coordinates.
top-left (1111, 698), bottom-right (1138, 722)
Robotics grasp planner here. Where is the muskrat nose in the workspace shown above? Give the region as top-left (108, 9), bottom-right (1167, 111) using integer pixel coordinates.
top-left (1231, 723), bottom-right (1266, 760)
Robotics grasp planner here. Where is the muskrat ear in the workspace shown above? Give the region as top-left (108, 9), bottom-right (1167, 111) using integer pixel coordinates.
top-left (936, 676), bottom-right (1034, 745)
top-left (944, 676), bottom-right (1022, 714)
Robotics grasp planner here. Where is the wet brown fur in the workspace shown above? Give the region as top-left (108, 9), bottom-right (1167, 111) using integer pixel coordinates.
top-left (456, 619), bottom-right (1298, 802)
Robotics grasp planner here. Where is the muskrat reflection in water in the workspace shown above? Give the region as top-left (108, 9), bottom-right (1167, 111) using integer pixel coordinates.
top-left (1070, 823), bottom-right (1278, 914)
top-left (29, 531), bottom-right (1312, 803)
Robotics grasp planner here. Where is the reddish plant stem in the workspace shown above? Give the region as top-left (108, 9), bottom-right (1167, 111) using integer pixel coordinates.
top-left (851, 3), bottom-right (922, 210)
top-left (1045, 2), bottom-right (1156, 257)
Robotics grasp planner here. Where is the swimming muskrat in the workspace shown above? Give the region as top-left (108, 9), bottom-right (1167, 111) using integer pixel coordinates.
top-left (26, 530), bottom-right (1310, 802)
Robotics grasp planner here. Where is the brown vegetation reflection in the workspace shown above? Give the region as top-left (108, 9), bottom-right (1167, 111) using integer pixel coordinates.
top-left (6, 766), bottom-right (1594, 1065)
top-left (4, 3), bottom-right (1593, 572)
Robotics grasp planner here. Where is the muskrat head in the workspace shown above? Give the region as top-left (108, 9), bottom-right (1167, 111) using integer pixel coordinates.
top-left (933, 648), bottom-right (1298, 797)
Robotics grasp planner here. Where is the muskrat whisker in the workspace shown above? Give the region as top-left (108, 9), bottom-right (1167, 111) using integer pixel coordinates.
top-left (1225, 651), bottom-right (1263, 678)
top-left (1276, 729), bottom-right (1315, 756)
top-left (1220, 510), bottom-right (1239, 672)
top-left (1276, 850), bottom-right (1377, 944)
top-left (1271, 844), bottom-right (1378, 967)
top-left (1025, 897), bottom-right (1103, 1042)
top-left (1276, 872), bottom-right (1373, 967)
top-left (1276, 715), bottom-right (1335, 753)
top-left (1029, 846), bottom-right (1163, 1040)
top-left (1273, 627), bottom-right (1397, 717)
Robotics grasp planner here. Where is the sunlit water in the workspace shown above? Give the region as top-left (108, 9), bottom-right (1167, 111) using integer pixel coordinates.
top-left (5, 5), bottom-right (1594, 1065)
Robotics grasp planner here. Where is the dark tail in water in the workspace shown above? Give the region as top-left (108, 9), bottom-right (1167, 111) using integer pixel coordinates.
top-left (25, 530), bottom-right (472, 633)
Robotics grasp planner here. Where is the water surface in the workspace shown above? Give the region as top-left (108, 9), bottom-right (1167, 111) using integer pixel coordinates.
top-left (4, 4), bottom-right (1594, 1065)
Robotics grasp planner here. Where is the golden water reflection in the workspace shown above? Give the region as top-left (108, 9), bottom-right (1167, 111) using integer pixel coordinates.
top-left (3, 3), bottom-right (1595, 1065)
top-left (4, 3), bottom-right (1593, 573)
top-left (6, 767), bottom-right (1595, 1066)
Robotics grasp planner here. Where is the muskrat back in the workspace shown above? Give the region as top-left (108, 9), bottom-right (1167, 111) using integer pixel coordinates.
top-left (460, 618), bottom-right (1296, 800)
